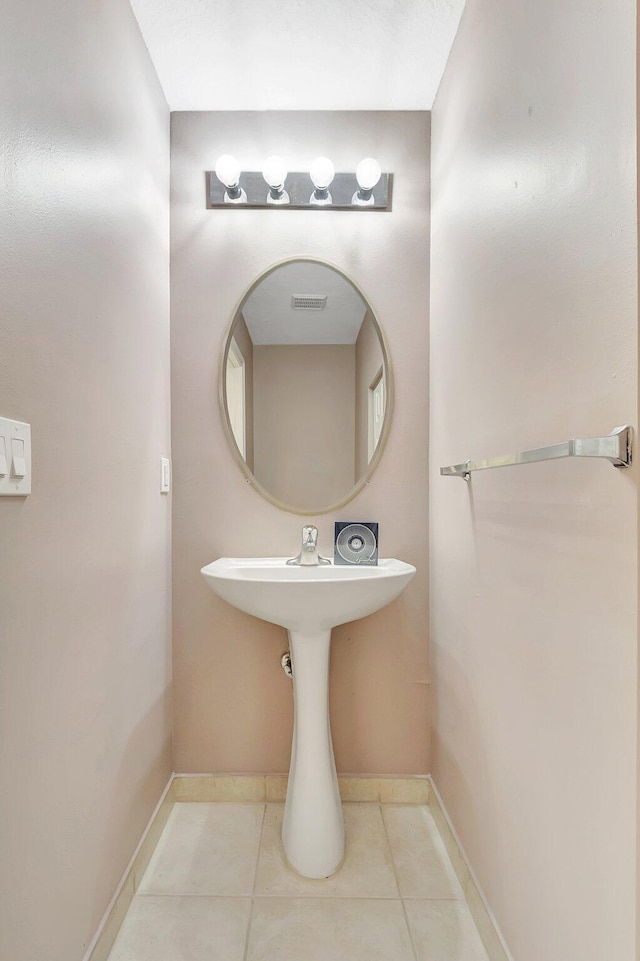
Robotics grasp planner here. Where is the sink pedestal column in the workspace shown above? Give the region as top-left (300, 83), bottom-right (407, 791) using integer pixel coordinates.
top-left (282, 628), bottom-right (344, 878)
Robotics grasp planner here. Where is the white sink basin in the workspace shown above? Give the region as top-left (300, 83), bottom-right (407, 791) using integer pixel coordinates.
top-left (201, 555), bottom-right (416, 880)
top-left (200, 556), bottom-right (416, 631)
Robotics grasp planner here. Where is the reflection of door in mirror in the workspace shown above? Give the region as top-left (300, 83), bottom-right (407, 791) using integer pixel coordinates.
top-left (354, 310), bottom-right (385, 478)
top-left (226, 337), bottom-right (246, 459)
top-left (227, 317), bottom-right (255, 471)
top-left (368, 368), bottom-right (385, 464)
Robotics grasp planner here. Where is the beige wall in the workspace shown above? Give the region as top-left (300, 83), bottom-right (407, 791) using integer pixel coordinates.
top-left (637, 11), bottom-right (640, 956)
top-left (171, 111), bottom-right (430, 775)
top-left (355, 310), bottom-right (384, 479)
top-left (253, 344), bottom-right (355, 510)
top-left (430, 2), bottom-right (637, 960)
top-left (0, 3), bottom-right (171, 960)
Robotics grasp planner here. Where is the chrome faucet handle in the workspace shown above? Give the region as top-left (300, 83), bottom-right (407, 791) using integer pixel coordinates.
top-left (302, 525), bottom-right (318, 550)
top-left (286, 525), bottom-right (332, 566)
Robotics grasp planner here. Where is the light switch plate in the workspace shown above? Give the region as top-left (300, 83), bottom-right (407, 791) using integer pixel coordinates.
top-left (160, 456), bottom-right (171, 493)
top-left (0, 417), bottom-right (31, 496)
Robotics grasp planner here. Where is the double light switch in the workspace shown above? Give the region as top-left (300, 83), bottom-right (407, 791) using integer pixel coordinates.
top-left (0, 417), bottom-right (31, 495)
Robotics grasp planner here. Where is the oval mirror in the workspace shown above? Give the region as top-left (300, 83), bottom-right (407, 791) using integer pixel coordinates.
top-left (221, 258), bottom-right (392, 514)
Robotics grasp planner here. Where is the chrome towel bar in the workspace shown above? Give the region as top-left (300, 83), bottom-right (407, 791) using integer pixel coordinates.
top-left (440, 425), bottom-right (633, 481)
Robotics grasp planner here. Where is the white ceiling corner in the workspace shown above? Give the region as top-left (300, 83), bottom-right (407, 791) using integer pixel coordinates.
top-left (129, 0), bottom-right (467, 111)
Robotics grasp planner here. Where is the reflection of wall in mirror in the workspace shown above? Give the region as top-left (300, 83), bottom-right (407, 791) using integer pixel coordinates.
top-left (354, 310), bottom-right (385, 478)
top-left (231, 312), bottom-right (254, 471)
top-left (253, 344), bottom-right (355, 509)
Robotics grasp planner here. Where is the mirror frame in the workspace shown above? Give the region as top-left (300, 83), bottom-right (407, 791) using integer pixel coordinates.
top-left (219, 256), bottom-right (394, 515)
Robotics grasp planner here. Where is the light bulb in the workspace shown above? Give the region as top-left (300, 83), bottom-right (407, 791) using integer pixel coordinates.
top-left (356, 157), bottom-right (381, 191)
top-left (263, 155), bottom-right (288, 190)
top-left (214, 154), bottom-right (246, 203)
top-left (353, 157), bottom-right (382, 206)
top-left (309, 156), bottom-right (335, 205)
top-left (310, 156), bottom-right (335, 190)
top-left (214, 154), bottom-right (241, 188)
top-left (263, 155), bottom-right (289, 205)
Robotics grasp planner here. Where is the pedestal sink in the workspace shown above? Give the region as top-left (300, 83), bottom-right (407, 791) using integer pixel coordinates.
top-left (200, 556), bottom-right (416, 878)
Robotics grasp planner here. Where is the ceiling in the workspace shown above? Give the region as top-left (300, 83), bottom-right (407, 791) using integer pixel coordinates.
top-left (129, 0), bottom-right (467, 111)
top-left (241, 262), bottom-right (367, 345)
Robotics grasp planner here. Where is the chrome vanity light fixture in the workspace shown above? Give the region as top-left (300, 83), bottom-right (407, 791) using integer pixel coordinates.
top-left (208, 155), bottom-right (390, 209)
top-left (214, 154), bottom-right (247, 204)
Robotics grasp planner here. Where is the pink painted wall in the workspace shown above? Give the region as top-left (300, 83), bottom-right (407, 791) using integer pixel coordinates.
top-left (430, 1), bottom-right (638, 960)
top-left (0, 3), bottom-right (171, 959)
top-left (171, 111), bottom-right (430, 775)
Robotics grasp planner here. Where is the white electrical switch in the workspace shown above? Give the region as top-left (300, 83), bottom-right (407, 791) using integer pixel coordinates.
top-left (11, 438), bottom-right (26, 477)
top-left (160, 456), bottom-right (171, 493)
top-left (0, 417), bottom-right (31, 495)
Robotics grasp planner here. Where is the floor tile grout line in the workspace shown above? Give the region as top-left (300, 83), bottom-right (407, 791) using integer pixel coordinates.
top-left (134, 892), bottom-right (461, 901)
top-left (400, 897), bottom-right (420, 961)
top-left (378, 802), bottom-right (403, 899)
top-left (242, 899), bottom-right (255, 961)
top-left (252, 803), bottom-right (268, 897)
top-left (242, 802), bottom-right (267, 961)
top-left (379, 803), bottom-right (419, 961)
top-left (135, 891), bottom-right (465, 900)
top-left (136, 893), bottom-right (255, 899)
top-left (401, 894), bottom-right (465, 901)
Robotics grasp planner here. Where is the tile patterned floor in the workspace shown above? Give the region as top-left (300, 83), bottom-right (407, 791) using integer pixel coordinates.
top-left (108, 802), bottom-right (490, 961)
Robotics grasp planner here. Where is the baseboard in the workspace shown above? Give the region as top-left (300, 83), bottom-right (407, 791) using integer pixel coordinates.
top-left (83, 775), bottom-right (174, 961)
top-left (427, 776), bottom-right (515, 961)
top-left (171, 773), bottom-right (431, 804)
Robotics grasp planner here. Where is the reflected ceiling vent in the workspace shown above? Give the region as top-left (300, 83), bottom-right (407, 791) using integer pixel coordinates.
top-left (291, 295), bottom-right (327, 310)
